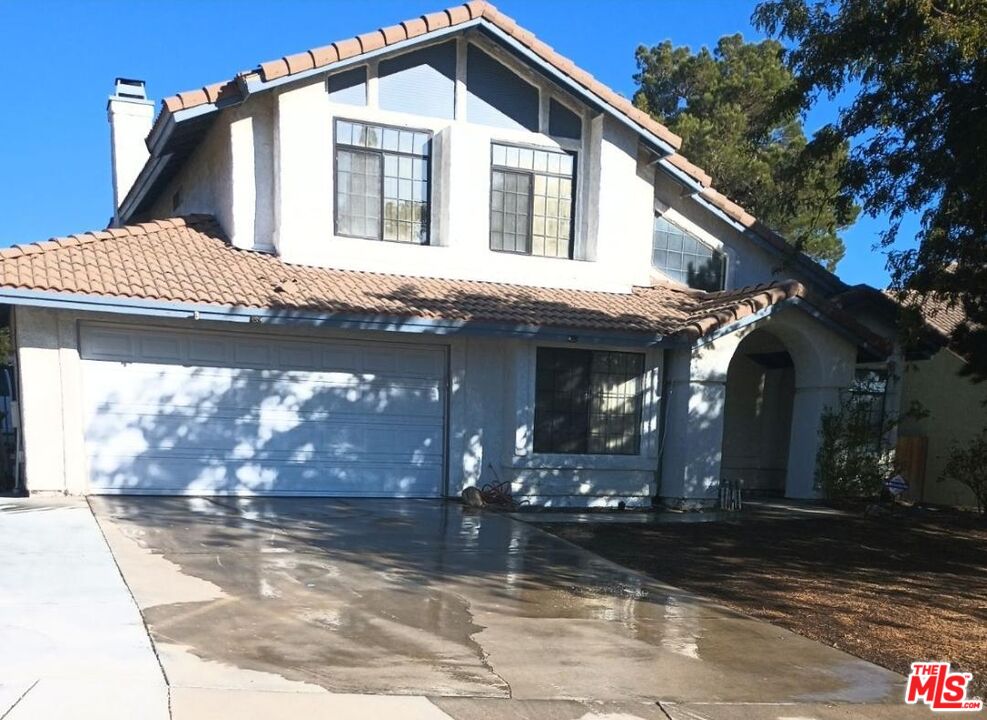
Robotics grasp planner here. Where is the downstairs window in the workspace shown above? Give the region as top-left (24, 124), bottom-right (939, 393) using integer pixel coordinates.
top-left (533, 348), bottom-right (644, 455)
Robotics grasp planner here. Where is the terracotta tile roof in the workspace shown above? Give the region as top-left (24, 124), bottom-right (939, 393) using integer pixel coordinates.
top-left (880, 288), bottom-right (971, 339)
top-left (0, 216), bottom-right (808, 340)
top-left (915, 296), bottom-right (967, 337)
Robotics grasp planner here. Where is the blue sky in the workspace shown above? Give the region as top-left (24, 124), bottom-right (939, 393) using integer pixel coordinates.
top-left (0, 0), bottom-right (915, 287)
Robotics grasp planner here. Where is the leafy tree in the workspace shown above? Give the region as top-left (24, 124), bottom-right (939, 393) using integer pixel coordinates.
top-left (633, 34), bottom-right (858, 269)
top-left (754, 0), bottom-right (987, 381)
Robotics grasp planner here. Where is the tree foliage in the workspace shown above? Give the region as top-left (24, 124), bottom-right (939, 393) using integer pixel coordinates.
top-left (754, 0), bottom-right (987, 381)
top-left (633, 34), bottom-right (858, 269)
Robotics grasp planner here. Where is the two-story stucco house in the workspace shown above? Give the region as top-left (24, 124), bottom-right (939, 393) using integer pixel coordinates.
top-left (0, 2), bottom-right (907, 507)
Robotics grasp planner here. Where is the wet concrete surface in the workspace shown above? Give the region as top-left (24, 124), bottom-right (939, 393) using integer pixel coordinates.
top-left (90, 496), bottom-right (909, 708)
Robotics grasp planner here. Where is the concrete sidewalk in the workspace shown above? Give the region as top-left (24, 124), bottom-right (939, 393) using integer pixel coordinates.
top-left (0, 496), bottom-right (169, 719)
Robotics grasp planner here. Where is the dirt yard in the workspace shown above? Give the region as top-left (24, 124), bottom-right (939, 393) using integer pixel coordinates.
top-left (544, 507), bottom-right (987, 695)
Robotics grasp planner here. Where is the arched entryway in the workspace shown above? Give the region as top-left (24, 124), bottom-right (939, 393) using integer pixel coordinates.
top-left (721, 329), bottom-right (796, 497)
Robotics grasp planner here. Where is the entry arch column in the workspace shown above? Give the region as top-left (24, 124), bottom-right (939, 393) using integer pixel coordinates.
top-left (659, 329), bottom-right (752, 509)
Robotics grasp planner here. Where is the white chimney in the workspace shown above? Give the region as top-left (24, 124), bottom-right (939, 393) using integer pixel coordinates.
top-left (107, 78), bottom-right (154, 225)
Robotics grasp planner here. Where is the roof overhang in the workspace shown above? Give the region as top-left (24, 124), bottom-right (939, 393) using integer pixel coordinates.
top-left (0, 288), bottom-right (666, 348)
top-left (690, 293), bottom-right (890, 361)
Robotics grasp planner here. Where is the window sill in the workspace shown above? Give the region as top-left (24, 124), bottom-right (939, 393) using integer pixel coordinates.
top-left (510, 454), bottom-right (655, 471)
top-left (334, 232), bottom-right (434, 247)
top-left (489, 248), bottom-right (593, 263)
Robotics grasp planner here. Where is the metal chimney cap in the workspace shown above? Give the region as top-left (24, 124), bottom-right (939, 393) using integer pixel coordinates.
top-left (113, 77), bottom-right (148, 100)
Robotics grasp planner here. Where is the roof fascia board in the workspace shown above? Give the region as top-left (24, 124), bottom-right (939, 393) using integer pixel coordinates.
top-left (690, 299), bottom-right (794, 348)
top-left (476, 24), bottom-right (678, 156)
top-left (117, 152), bottom-right (174, 223)
top-left (0, 289), bottom-right (665, 348)
top-left (691, 194), bottom-right (843, 295)
top-left (693, 194), bottom-right (747, 233)
top-left (686, 294), bottom-right (886, 357)
top-left (789, 296), bottom-right (885, 356)
top-left (144, 108), bottom-right (175, 156)
top-left (655, 159), bottom-right (705, 196)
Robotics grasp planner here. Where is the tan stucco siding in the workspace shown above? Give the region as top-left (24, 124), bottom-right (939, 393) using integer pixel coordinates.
top-left (899, 349), bottom-right (987, 508)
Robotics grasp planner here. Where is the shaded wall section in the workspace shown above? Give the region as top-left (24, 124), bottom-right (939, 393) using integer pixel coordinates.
top-left (721, 331), bottom-right (794, 494)
top-left (899, 348), bottom-right (987, 508)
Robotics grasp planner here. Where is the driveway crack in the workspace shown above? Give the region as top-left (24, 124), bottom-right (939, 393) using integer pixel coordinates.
top-left (455, 592), bottom-right (512, 699)
top-left (655, 699), bottom-right (675, 720)
top-left (1, 679), bottom-right (38, 720)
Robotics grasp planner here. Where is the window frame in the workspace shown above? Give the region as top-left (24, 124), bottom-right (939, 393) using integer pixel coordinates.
top-left (332, 117), bottom-right (433, 245)
top-left (651, 212), bottom-right (727, 291)
top-left (489, 141), bottom-right (577, 259)
top-left (532, 346), bottom-right (645, 456)
top-left (848, 365), bottom-right (889, 451)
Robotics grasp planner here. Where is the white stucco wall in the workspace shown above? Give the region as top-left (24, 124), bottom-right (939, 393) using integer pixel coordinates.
top-left (148, 112), bottom-right (235, 239)
top-left (13, 307), bottom-right (87, 494)
top-left (269, 39), bottom-right (656, 292)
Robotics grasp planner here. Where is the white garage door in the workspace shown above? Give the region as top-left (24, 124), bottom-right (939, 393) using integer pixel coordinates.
top-left (80, 323), bottom-right (447, 496)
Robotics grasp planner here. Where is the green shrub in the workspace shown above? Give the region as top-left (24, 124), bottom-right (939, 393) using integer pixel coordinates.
top-left (815, 397), bottom-right (892, 499)
top-left (940, 430), bottom-right (987, 514)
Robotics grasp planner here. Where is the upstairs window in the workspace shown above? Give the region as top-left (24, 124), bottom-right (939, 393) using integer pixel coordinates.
top-left (334, 119), bottom-right (431, 244)
top-left (652, 214), bottom-right (725, 291)
top-left (490, 143), bottom-right (575, 259)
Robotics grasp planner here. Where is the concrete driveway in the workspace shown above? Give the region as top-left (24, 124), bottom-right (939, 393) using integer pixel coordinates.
top-left (83, 496), bottom-right (929, 719)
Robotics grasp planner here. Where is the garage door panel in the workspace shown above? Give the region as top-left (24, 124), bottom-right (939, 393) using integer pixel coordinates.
top-left (89, 455), bottom-right (443, 496)
top-left (85, 366), bottom-right (443, 423)
top-left (81, 326), bottom-right (446, 374)
top-left (81, 325), bottom-right (447, 497)
top-left (86, 412), bottom-right (443, 455)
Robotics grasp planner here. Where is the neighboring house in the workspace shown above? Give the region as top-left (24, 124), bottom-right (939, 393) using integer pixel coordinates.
top-left (897, 300), bottom-right (987, 508)
top-left (0, 2), bottom-right (904, 506)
